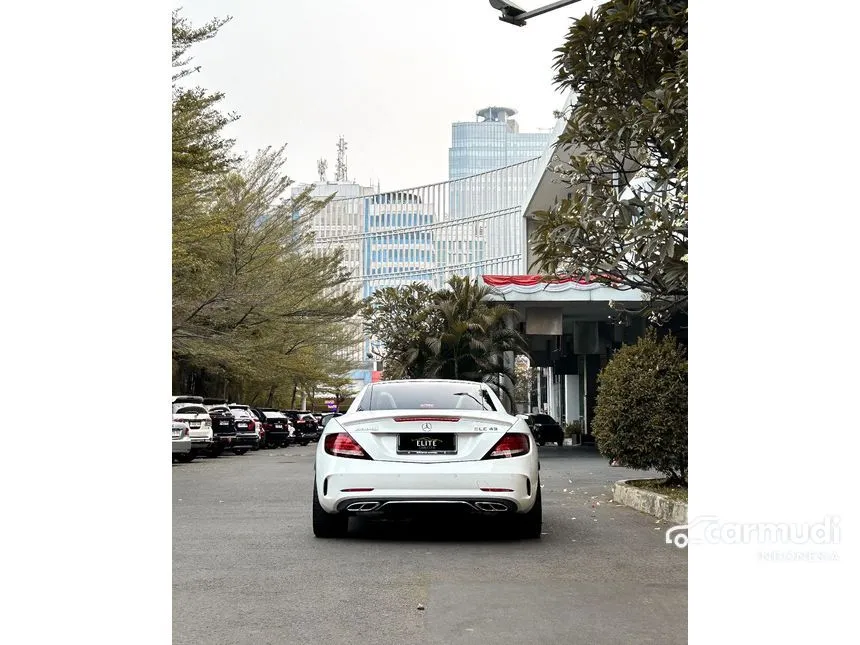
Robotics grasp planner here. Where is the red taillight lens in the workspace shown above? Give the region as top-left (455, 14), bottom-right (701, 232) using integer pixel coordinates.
top-left (483, 433), bottom-right (530, 459)
top-left (324, 433), bottom-right (372, 460)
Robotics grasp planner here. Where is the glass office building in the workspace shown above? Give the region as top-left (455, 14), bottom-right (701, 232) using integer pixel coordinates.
top-left (448, 107), bottom-right (553, 180)
top-left (299, 158), bottom-right (544, 387)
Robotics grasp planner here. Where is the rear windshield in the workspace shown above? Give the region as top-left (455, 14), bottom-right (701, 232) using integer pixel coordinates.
top-left (173, 397), bottom-right (203, 404)
top-left (262, 411), bottom-right (287, 419)
top-left (533, 414), bottom-right (557, 424)
top-left (175, 405), bottom-right (208, 415)
top-left (357, 382), bottom-right (496, 411)
top-left (231, 410), bottom-right (252, 419)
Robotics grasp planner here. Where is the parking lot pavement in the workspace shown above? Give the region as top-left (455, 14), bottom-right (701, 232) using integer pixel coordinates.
top-left (173, 446), bottom-right (687, 645)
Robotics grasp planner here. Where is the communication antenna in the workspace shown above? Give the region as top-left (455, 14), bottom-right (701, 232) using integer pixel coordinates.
top-left (335, 135), bottom-right (348, 182)
top-left (317, 158), bottom-right (328, 182)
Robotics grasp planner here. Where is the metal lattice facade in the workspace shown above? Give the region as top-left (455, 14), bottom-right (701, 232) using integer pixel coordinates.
top-left (300, 157), bottom-right (543, 379)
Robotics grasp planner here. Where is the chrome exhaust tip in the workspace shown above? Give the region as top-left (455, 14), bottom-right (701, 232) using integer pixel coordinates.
top-left (475, 501), bottom-right (508, 512)
top-left (346, 501), bottom-right (380, 512)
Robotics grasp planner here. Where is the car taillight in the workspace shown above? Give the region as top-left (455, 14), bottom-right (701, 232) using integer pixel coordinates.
top-left (483, 433), bottom-right (530, 459)
top-left (324, 433), bottom-right (372, 460)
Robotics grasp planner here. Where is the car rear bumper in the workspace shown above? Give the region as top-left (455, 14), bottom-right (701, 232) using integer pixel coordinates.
top-left (233, 434), bottom-right (259, 447)
top-left (315, 454), bottom-right (539, 515)
top-left (189, 437), bottom-right (212, 452)
top-left (172, 438), bottom-right (192, 454)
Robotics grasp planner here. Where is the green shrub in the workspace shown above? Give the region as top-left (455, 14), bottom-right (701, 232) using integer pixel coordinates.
top-left (563, 420), bottom-right (582, 438)
top-left (592, 329), bottom-right (687, 485)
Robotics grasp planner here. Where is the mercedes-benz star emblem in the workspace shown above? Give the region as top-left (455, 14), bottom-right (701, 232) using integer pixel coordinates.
top-left (421, 422), bottom-right (432, 431)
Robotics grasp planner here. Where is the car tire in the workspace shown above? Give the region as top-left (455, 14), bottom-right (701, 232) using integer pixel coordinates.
top-left (538, 440), bottom-right (545, 446)
top-left (300, 441), bottom-right (309, 446)
top-left (176, 453), bottom-right (195, 463)
top-left (557, 438), bottom-right (564, 447)
top-left (312, 481), bottom-right (348, 538)
top-left (514, 488), bottom-right (542, 539)
top-left (209, 446), bottom-right (223, 458)
top-left (233, 448), bottom-right (249, 455)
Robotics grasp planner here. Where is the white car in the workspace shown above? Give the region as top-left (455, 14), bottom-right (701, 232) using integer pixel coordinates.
top-left (172, 404), bottom-right (213, 455)
top-left (172, 421), bottom-right (193, 462)
top-left (312, 379), bottom-right (541, 539)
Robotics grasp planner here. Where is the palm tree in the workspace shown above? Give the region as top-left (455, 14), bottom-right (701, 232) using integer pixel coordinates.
top-left (422, 276), bottom-right (528, 409)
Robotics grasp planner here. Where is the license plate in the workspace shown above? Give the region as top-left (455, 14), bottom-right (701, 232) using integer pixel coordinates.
top-left (274, 424), bottom-right (282, 429)
top-left (397, 433), bottom-right (456, 454)
top-left (219, 421), bottom-right (231, 426)
top-left (189, 422), bottom-right (201, 428)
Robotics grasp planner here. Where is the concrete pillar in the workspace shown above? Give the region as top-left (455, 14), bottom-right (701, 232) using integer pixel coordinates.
top-left (536, 368), bottom-right (542, 413)
top-left (546, 366), bottom-right (554, 415)
top-left (564, 375), bottom-right (580, 424)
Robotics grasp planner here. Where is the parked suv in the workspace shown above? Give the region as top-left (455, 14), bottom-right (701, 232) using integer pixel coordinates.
top-left (282, 410), bottom-right (320, 445)
top-left (252, 408), bottom-right (294, 448)
top-left (229, 407), bottom-right (260, 454)
top-left (172, 404), bottom-right (213, 456)
top-left (229, 404), bottom-right (264, 450)
top-left (172, 421), bottom-right (193, 462)
top-left (172, 395), bottom-right (204, 413)
top-left (522, 413), bottom-right (564, 446)
top-left (206, 405), bottom-right (239, 455)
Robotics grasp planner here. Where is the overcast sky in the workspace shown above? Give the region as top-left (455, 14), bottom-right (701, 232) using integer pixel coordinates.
top-left (177, 0), bottom-right (601, 189)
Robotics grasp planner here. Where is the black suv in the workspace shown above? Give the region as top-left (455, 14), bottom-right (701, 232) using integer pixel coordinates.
top-left (252, 408), bottom-right (293, 448)
top-left (206, 405), bottom-right (238, 455)
top-left (523, 413), bottom-right (564, 447)
top-left (282, 410), bottom-right (320, 445)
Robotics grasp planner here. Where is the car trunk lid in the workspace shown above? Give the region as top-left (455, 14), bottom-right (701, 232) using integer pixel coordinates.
top-left (335, 410), bottom-right (514, 463)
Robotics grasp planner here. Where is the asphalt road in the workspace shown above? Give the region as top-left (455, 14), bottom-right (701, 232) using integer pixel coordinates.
top-left (173, 445), bottom-right (687, 645)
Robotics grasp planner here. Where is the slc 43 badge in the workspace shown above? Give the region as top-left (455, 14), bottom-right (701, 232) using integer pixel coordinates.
top-left (473, 425), bottom-right (500, 432)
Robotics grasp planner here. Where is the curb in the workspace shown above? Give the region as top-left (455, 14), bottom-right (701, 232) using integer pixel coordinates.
top-left (613, 478), bottom-right (688, 524)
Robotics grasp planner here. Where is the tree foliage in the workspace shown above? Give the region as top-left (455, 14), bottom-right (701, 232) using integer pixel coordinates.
top-left (361, 276), bottom-right (529, 408)
top-left (531, 0), bottom-right (688, 323)
top-left (592, 330), bottom-right (687, 484)
top-left (172, 10), bottom-right (360, 401)
top-left (360, 282), bottom-right (444, 380)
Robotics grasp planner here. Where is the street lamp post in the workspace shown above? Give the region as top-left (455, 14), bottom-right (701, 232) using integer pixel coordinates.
top-left (488, 0), bottom-right (585, 27)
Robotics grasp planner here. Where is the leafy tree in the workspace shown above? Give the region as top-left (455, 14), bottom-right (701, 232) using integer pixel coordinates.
top-left (173, 145), bottom-right (362, 397)
top-left (361, 283), bottom-right (444, 379)
top-left (531, 0), bottom-right (687, 323)
top-left (362, 277), bottom-right (529, 409)
top-left (592, 330), bottom-right (687, 485)
top-left (513, 356), bottom-right (533, 410)
top-left (425, 277), bottom-right (525, 395)
top-left (172, 10), bottom-right (239, 205)
top-left (171, 12), bottom-right (361, 399)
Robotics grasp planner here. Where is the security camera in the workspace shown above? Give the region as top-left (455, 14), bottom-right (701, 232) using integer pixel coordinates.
top-left (488, 0), bottom-right (527, 26)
